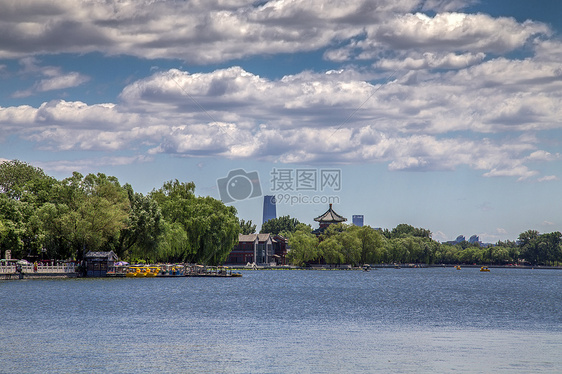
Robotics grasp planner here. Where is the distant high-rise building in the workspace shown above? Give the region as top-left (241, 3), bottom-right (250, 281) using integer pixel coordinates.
top-left (262, 195), bottom-right (277, 224)
top-left (455, 235), bottom-right (466, 243)
top-left (352, 215), bottom-right (364, 227)
top-left (469, 235), bottom-right (481, 245)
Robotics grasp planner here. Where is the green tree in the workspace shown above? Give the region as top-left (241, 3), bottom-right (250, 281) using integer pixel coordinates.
top-left (38, 172), bottom-right (130, 260)
top-left (286, 225), bottom-right (319, 266)
top-left (389, 223), bottom-right (432, 239)
top-left (111, 184), bottom-right (164, 260)
top-left (0, 192), bottom-right (43, 259)
top-left (518, 230), bottom-right (541, 265)
top-left (260, 215), bottom-right (301, 235)
top-left (540, 231), bottom-right (562, 265)
top-left (352, 226), bottom-right (387, 264)
top-left (0, 159), bottom-right (52, 199)
top-left (318, 235), bottom-right (344, 264)
top-left (140, 220), bottom-right (188, 263)
top-left (434, 244), bottom-right (461, 264)
top-left (151, 180), bottom-right (239, 265)
top-left (239, 219), bottom-right (256, 235)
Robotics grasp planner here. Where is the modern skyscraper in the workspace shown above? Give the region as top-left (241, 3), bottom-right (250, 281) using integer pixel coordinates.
top-left (262, 195), bottom-right (277, 224)
top-left (352, 215), bottom-right (364, 227)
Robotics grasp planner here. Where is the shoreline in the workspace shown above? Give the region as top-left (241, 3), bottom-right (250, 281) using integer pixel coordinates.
top-left (226, 263), bottom-right (562, 271)
top-left (2, 263), bottom-right (560, 280)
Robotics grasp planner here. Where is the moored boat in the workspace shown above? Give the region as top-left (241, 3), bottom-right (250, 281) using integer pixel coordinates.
top-left (145, 266), bottom-right (160, 277)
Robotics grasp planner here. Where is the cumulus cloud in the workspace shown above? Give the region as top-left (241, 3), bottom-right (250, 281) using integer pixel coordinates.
top-left (11, 57), bottom-right (89, 97)
top-left (0, 0), bottom-right (407, 62)
top-left (1, 59), bottom-right (561, 180)
top-left (0, 0), bottom-right (560, 180)
top-left (375, 52), bottom-right (486, 70)
top-left (326, 12), bottom-right (549, 64)
top-left (0, 1), bottom-right (549, 66)
top-left (0, 61), bottom-right (558, 180)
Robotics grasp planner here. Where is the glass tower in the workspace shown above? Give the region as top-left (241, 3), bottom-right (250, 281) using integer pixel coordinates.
top-left (352, 215), bottom-right (364, 227)
top-left (262, 195), bottom-right (277, 224)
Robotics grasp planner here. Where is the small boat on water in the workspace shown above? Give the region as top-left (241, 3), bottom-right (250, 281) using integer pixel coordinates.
top-left (145, 266), bottom-right (160, 277)
top-left (454, 265), bottom-right (461, 270)
top-left (480, 266), bottom-right (490, 272)
top-left (126, 265), bottom-right (148, 277)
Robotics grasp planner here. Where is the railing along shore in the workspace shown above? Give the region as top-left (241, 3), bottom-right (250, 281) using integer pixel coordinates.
top-left (0, 264), bottom-right (76, 274)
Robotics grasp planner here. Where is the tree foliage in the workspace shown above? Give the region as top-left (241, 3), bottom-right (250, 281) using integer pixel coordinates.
top-left (1, 161), bottom-right (561, 267)
top-left (284, 222), bottom-right (562, 267)
top-left (37, 172), bottom-right (130, 260)
top-left (0, 162), bottom-right (240, 265)
top-left (239, 219), bottom-right (256, 235)
top-left (260, 215), bottom-right (301, 235)
top-left (0, 159), bottom-right (53, 199)
top-left (285, 225), bottom-right (319, 266)
top-left (150, 180), bottom-right (239, 265)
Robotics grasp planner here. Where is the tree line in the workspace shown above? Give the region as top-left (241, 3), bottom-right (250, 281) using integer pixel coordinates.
top-left (2, 160), bottom-right (561, 267)
top-left (280, 221), bottom-right (562, 267)
top-left (0, 160), bottom-right (239, 265)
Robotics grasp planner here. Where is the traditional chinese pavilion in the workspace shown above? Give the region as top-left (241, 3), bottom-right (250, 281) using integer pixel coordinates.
top-left (313, 204), bottom-right (347, 234)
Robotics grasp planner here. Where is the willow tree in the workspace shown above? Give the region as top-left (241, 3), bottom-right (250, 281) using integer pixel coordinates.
top-left (112, 184), bottom-right (164, 261)
top-left (151, 180), bottom-right (239, 265)
top-left (38, 172), bottom-right (130, 260)
top-left (286, 224), bottom-right (319, 266)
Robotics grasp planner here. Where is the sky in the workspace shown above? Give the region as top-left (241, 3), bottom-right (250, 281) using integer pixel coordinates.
top-left (1, 0), bottom-right (562, 243)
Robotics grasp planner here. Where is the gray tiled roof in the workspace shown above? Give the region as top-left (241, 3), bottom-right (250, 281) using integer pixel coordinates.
top-left (238, 233), bottom-right (272, 243)
top-left (84, 251), bottom-right (117, 260)
top-left (314, 204), bottom-right (347, 223)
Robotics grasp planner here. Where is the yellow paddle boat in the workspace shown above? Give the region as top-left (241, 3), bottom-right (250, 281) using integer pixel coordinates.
top-left (126, 267), bottom-right (140, 277)
top-left (145, 266), bottom-right (160, 277)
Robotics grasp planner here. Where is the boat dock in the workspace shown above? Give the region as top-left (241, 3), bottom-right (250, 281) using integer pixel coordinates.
top-left (105, 264), bottom-right (242, 278)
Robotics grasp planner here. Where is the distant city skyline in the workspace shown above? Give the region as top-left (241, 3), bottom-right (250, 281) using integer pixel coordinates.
top-left (2, 1), bottom-right (562, 243)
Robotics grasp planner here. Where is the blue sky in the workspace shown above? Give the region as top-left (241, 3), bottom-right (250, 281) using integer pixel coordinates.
top-left (2, 0), bottom-right (562, 243)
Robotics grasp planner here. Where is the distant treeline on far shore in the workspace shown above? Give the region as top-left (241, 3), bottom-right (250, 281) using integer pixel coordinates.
top-left (1, 160), bottom-right (561, 267)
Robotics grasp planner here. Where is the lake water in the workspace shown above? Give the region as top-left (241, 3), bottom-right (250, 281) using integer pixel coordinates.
top-left (1, 267), bottom-right (561, 373)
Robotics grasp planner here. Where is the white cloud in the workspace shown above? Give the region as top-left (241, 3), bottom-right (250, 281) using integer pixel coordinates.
top-left (36, 155), bottom-right (153, 174)
top-left (376, 52), bottom-right (486, 70)
top-left (376, 13), bottom-right (548, 53)
top-left (527, 150), bottom-right (560, 162)
top-left (0, 0), bottom-right (395, 62)
top-left (537, 175), bottom-right (559, 182)
top-left (0, 1), bottom-right (548, 66)
top-left (36, 72), bottom-right (89, 92)
top-left (431, 230), bottom-right (449, 242)
top-left (496, 228), bottom-right (508, 235)
top-left (11, 58), bottom-right (89, 97)
top-left (327, 12), bottom-right (549, 63)
top-left (2, 60), bottom-right (561, 180)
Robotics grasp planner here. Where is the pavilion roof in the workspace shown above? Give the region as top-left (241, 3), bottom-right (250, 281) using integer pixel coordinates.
top-left (314, 204), bottom-right (347, 223)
